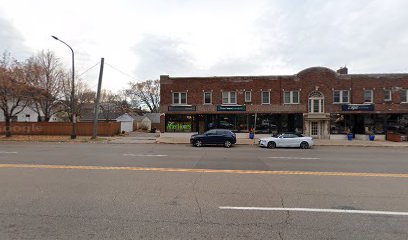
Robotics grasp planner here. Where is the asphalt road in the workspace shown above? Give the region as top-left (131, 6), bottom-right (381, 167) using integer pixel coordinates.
top-left (0, 143), bottom-right (407, 239)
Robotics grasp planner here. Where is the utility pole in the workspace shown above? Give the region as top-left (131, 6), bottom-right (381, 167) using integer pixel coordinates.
top-left (91, 58), bottom-right (104, 139)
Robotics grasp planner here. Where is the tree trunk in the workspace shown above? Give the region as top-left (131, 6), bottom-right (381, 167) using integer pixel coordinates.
top-left (5, 117), bottom-right (12, 137)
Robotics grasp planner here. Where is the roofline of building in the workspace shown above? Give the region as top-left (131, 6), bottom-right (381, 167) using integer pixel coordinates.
top-left (161, 66), bottom-right (408, 80)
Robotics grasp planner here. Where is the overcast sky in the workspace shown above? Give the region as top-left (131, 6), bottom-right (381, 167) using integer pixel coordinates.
top-left (1, 0), bottom-right (408, 91)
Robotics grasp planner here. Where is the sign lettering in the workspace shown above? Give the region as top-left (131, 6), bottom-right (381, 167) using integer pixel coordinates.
top-left (342, 104), bottom-right (374, 111)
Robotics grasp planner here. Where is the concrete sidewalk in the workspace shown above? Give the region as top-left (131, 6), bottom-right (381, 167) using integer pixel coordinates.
top-left (109, 132), bottom-right (158, 144)
top-left (156, 134), bottom-right (408, 147)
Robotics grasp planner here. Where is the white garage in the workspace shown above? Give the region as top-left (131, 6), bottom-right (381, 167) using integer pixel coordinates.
top-left (116, 113), bottom-right (134, 133)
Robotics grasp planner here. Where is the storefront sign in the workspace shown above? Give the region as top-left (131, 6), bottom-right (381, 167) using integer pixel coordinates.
top-left (217, 105), bottom-right (246, 111)
top-left (168, 105), bottom-right (196, 111)
top-left (342, 104), bottom-right (374, 111)
top-left (166, 122), bottom-right (192, 131)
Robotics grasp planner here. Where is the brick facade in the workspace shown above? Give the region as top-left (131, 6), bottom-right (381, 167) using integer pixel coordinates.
top-left (159, 67), bottom-right (408, 137)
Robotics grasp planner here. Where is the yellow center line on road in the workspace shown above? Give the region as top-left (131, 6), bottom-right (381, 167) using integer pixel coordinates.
top-left (0, 163), bottom-right (407, 178)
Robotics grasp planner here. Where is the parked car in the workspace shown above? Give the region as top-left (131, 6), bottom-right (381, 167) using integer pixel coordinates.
top-left (190, 129), bottom-right (236, 148)
top-left (208, 121), bottom-right (234, 129)
top-left (259, 132), bottom-right (314, 149)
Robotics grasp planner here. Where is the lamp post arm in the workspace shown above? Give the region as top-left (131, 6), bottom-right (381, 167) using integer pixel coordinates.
top-left (51, 35), bottom-right (76, 139)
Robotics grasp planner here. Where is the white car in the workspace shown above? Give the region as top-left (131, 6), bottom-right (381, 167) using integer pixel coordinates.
top-left (259, 133), bottom-right (314, 149)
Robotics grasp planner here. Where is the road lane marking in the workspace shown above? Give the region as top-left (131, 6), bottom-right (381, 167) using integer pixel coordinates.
top-left (0, 152), bottom-right (18, 154)
top-left (0, 164), bottom-right (407, 178)
top-left (123, 154), bottom-right (168, 157)
top-left (219, 207), bottom-right (408, 216)
top-left (267, 157), bottom-right (320, 160)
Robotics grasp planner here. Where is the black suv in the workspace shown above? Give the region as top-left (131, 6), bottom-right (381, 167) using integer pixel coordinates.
top-left (190, 129), bottom-right (237, 148)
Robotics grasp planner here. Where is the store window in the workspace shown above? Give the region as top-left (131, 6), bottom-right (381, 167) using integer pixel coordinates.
top-left (387, 114), bottom-right (408, 134)
top-left (384, 89), bottom-right (392, 101)
top-left (364, 90), bottom-right (373, 103)
top-left (236, 114), bottom-right (249, 132)
top-left (207, 115), bottom-right (239, 131)
top-left (203, 92), bottom-right (212, 104)
top-left (261, 91), bottom-right (270, 104)
top-left (222, 91), bottom-right (237, 104)
top-left (333, 90), bottom-right (349, 103)
top-left (284, 91), bottom-right (300, 104)
top-left (245, 91), bottom-right (251, 102)
top-left (330, 114), bottom-right (352, 134)
top-left (371, 115), bottom-right (387, 134)
top-left (166, 115), bottom-right (192, 132)
top-left (251, 114), bottom-right (302, 134)
top-left (254, 114), bottom-right (278, 134)
top-left (172, 92), bottom-right (187, 104)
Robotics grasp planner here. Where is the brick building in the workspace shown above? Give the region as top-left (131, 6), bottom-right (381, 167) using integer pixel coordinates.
top-left (159, 66), bottom-right (408, 139)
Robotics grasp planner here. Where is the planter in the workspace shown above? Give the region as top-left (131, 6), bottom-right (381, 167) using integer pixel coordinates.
top-left (386, 132), bottom-right (402, 142)
top-left (369, 134), bottom-right (375, 141)
top-left (347, 133), bottom-right (353, 141)
top-left (249, 132), bottom-right (254, 139)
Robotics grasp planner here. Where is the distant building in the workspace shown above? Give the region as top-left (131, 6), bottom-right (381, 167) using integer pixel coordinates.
top-left (0, 104), bottom-right (40, 122)
top-left (115, 112), bottom-right (161, 133)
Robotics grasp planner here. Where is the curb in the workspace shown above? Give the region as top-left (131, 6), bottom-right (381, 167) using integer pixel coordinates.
top-left (156, 139), bottom-right (408, 148)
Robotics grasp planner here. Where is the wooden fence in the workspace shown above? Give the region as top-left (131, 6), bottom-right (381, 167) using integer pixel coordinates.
top-left (0, 122), bottom-right (120, 136)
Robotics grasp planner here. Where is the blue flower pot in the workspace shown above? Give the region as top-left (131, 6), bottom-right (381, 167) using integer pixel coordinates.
top-left (347, 134), bottom-right (353, 141)
top-left (249, 132), bottom-right (254, 139)
top-left (369, 135), bottom-right (375, 141)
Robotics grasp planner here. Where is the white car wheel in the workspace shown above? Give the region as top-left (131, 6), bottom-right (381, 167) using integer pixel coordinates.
top-left (267, 141), bottom-right (276, 149)
top-left (300, 141), bottom-right (309, 149)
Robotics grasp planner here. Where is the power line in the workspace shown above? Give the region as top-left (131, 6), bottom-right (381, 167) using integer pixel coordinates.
top-left (105, 62), bottom-right (139, 82)
top-left (78, 62), bottom-right (100, 77)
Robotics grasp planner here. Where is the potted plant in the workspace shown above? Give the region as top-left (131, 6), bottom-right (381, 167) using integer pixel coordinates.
top-left (367, 128), bottom-right (375, 141)
top-left (346, 128), bottom-right (353, 141)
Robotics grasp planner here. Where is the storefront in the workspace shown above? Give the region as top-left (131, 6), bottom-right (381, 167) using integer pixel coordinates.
top-left (165, 113), bottom-right (303, 134)
top-left (330, 113), bottom-right (408, 136)
top-left (160, 67), bottom-right (408, 139)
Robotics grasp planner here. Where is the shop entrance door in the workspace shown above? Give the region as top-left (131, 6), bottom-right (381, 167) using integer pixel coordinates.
top-left (310, 121), bottom-right (321, 138)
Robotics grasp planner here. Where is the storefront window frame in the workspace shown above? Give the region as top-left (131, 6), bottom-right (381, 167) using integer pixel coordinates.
top-left (244, 91), bottom-right (251, 102)
top-left (261, 91), bottom-right (270, 104)
top-left (203, 92), bottom-right (212, 105)
top-left (333, 90), bottom-right (349, 103)
top-left (364, 89), bottom-right (373, 103)
top-left (384, 89), bottom-right (392, 101)
top-left (284, 91), bottom-right (300, 104)
top-left (222, 91), bottom-right (237, 104)
top-left (172, 92), bottom-right (187, 105)
top-left (401, 89), bottom-right (408, 103)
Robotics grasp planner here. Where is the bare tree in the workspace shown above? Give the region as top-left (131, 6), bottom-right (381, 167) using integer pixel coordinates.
top-left (0, 52), bottom-right (39, 137)
top-left (115, 91), bottom-right (133, 115)
top-left (25, 50), bottom-right (65, 121)
top-left (98, 90), bottom-right (133, 121)
top-left (60, 76), bottom-right (95, 121)
top-left (127, 79), bottom-right (160, 113)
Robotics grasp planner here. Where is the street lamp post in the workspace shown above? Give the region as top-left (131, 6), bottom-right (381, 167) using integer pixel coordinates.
top-left (52, 35), bottom-right (77, 139)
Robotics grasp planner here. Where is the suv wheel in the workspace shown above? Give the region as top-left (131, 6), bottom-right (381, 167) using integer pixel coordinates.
top-left (194, 140), bottom-right (203, 147)
top-left (224, 140), bottom-right (232, 148)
